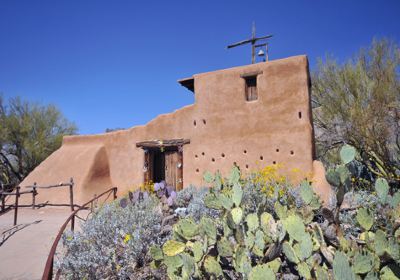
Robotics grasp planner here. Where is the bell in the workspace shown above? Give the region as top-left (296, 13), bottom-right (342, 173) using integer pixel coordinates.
top-left (257, 49), bottom-right (265, 57)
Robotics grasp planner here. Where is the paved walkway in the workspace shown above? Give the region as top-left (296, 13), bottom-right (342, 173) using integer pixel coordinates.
top-left (0, 208), bottom-right (73, 280)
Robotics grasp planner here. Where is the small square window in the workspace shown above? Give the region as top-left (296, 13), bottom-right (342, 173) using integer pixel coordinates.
top-left (244, 76), bottom-right (258, 101)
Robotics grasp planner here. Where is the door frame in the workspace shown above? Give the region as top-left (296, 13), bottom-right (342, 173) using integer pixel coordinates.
top-left (136, 139), bottom-right (190, 191)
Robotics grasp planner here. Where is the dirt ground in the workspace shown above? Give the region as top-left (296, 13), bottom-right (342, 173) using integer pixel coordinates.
top-left (0, 207), bottom-right (75, 280)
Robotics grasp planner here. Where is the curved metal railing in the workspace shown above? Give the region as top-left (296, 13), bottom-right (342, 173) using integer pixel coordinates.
top-left (42, 187), bottom-right (118, 280)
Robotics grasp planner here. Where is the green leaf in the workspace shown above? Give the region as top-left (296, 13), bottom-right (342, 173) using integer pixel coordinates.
top-left (204, 193), bottom-right (222, 210)
top-left (163, 240), bottom-right (186, 257)
top-left (163, 255), bottom-right (183, 269)
top-left (181, 253), bottom-right (195, 278)
top-left (356, 208), bottom-right (374, 231)
top-left (231, 207), bottom-right (243, 225)
top-left (337, 165), bottom-right (351, 186)
top-left (218, 193), bottom-right (233, 210)
top-left (353, 251), bottom-right (374, 274)
top-left (204, 256), bottom-right (223, 277)
top-left (150, 245), bottom-right (164, 261)
top-left (213, 170), bottom-right (223, 190)
top-left (282, 241), bottom-right (300, 264)
top-left (266, 259), bottom-right (281, 273)
top-left (249, 264), bottom-right (275, 280)
top-left (333, 251), bottom-right (356, 280)
top-left (274, 201), bottom-right (288, 220)
top-left (315, 266), bottom-right (330, 280)
top-left (253, 230), bottom-right (265, 257)
top-left (294, 233), bottom-right (313, 261)
top-left (200, 217), bottom-right (217, 244)
top-left (380, 265), bottom-right (400, 280)
top-left (234, 246), bottom-right (251, 274)
top-left (229, 166), bottom-right (241, 185)
top-left (375, 230), bottom-right (388, 256)
top-left (192, 241), bottom-right (204, 262)
top-left (283, 214), bottom-right (306, 242)
top-left (375, 178), bottom-right (390, 204)
top-left (300, 181), bottom-right (314, 204)
top-left (217, 238), bottom-right (233, 257)
top-left (390, 192), bottom-right (400, 208)
top-left (387, 238), bottom-right (400, 260)
top-left (246, 213), bottom-right (259, 232)
top-left (326, 169), bottom-right (341, 187)
top-left (175, 218), bottom-right (199, 240)
top-left (340, 144), bottom-right (356, 164)
top-left (297, 262), bottom-right (311, 279)
top-left (232, 183), bottom-right (243, 206)
top-left (203, 171), bottom-right (214, 183)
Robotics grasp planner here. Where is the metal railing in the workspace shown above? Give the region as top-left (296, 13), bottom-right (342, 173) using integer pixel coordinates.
top-left (42, 187), bottom-right (118, 280)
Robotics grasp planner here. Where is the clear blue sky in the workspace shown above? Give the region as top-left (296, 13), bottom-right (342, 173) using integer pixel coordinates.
top-left (1, 0), bottom-right (399, 135)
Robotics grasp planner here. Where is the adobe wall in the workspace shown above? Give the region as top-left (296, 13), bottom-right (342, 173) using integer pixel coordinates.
top-left (20, 55), bottom-right (332, 205)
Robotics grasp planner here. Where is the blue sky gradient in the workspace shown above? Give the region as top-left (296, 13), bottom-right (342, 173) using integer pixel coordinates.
top-left (0, 0), bottom-right (399, 134)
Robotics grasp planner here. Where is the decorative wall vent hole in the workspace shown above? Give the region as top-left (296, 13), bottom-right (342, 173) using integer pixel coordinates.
top-left (243, 150), bottom-right (247, 154)
top-left (196, 168), bottom-right (199, 173)
top-left (203, 119), bottom-right (206, 125)
top-left (290, 150), bottom-right (294, 155)
top-left (212, 158), bottom-right (215, 162)
top-left (298, 112), bottom-right (302, 119)
top-left (233, 161), bottom-right (237, 166)
top-left (260, 156), bottom-right (264, 160)
top-left (276, 149), bottom-right (280, 152)
top-left (195, 154), bottom-right (198, 158)
top-left (273, 161), bottom-right (277, 164)
top-left (245, 164), bottom-right (249, 169)
top-left (202, 152), bottom-right (205, 156)
top-left (221, 153), bottom-right (225, 158)
top-left (193, 120), bottom-right (197, 126)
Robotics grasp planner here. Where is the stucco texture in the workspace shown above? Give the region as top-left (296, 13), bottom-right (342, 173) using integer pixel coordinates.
top-left (21, 55), bottom-right (332, 205)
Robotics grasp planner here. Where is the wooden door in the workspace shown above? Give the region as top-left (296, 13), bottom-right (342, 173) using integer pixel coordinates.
top-left (165, 151), bottom-right (178, 189)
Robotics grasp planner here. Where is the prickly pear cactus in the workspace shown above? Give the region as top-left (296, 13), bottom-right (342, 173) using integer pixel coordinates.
top-left (152, 160), bottom-right (400, 280)
top-left (340, 144), bottom-right (356, 164)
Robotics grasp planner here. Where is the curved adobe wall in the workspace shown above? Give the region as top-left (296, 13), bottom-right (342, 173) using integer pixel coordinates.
top-left (21, 55), bottom-right (331, 205)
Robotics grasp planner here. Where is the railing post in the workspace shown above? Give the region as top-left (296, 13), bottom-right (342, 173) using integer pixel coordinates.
top-left (69, 178), bottom-right (75, 231)
top-left (14, 186), bottom-right (20, 226)
top-left (113, 187), bottom-right (117, 200)
top-left (32, 182), bottom-right (37, 209)
top-left (91, 194), bottom-right (96, 213)
top-left (1, 183), bottom-right (4, 212)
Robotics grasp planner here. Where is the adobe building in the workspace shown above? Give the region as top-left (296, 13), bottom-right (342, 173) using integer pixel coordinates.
top-left (21, 55), bottom-right (332, 205)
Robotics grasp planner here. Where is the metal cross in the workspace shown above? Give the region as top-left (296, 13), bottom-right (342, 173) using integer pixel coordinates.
top-left (227, 22), bottom-right (273, 64)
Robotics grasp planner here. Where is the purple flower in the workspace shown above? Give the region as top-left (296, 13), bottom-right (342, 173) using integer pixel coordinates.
top-left (154, 183), bottom-right (161, 191)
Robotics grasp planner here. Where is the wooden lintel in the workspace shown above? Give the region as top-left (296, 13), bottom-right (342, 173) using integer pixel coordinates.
top-left (136, 139), bottom-right (190, 149)
top-left (240, 70), bottom-right (263, 78)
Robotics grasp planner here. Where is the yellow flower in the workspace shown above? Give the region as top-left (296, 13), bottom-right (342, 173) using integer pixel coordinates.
top-left (124, 234), bottom-right (131, 244)
top-left (291, 168), bottom-right (300, 173)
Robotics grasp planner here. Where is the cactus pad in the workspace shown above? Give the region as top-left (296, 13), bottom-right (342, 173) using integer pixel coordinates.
top-left (163, 240), bottom-right (186, 257)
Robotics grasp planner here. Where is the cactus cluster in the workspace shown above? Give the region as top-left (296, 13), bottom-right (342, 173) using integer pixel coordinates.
top-left (325, 144), bottom-right (357, 207)
top-left (151, 157), bottom-right (400, 279)
top-left (150, 166), bottom-right (319, 279)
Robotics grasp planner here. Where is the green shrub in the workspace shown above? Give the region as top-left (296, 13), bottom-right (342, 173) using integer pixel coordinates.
top-left (57, 196), bottom-right (164, 279)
